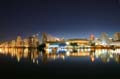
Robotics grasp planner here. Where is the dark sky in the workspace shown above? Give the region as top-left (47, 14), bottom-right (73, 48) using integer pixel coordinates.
top-left (0, 0), bottom-right (120, 41)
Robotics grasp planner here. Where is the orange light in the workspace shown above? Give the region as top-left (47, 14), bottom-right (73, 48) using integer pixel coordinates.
top-left (91, 56), bottom-right (95, 62)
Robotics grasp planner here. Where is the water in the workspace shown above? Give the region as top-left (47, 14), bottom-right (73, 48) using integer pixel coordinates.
top-left (0, 48), bottom-right (120, 79)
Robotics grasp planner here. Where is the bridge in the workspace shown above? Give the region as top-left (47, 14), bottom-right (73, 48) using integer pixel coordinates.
top-left (41, 32), bottom-right (64, 43)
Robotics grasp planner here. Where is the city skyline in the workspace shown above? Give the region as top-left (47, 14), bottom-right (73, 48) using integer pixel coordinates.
top-left (0, 32), bottom-right (120, 47)
top-left (0, 32), bottom-right (119, 43)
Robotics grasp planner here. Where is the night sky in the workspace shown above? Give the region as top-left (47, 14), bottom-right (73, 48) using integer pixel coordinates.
top-left (0, 0), bottom-right (120, 41)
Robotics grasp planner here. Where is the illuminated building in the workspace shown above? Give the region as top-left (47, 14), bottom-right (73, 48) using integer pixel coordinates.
top-left (28, 36), bottom-right (34, 47)
top-left (16, 36), bottom-right (23, 47)
top-left (11, 40), bottom-right (16, 48)
top-left (28, 35), bottom-right (39, 47)
top-left (108, 38), bottom-right (113, 43)
top-left (66, 38), bottom-right (89, 46)
top-left (95, 38), bottom-right (102, 45)
top-left (23, 38), bottom-right (29, 47)
top-left (90, 34), bottom-right (95, 41)
top-left (32, 35), bottom-right (39, 47)
top-left (110, 41), bottom-right (120, 46)
top-left (99, 32), bottom-right (110, 45)
top-left (113, 32), bottom-right (120, 41)
top-left (89, 34), bottom-right (95, 46)
top-left (46, 42), bottom-right (67, 54)
top-left (4, 42), bottom-right (9, 48)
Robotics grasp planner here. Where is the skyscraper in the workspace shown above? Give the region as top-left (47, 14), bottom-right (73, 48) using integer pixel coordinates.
top-left (100, 32), bottom-right (110, 45)
top-left (90, 34), bottom-right (95, 41)
top-left (113, 32), bottom-right (120, 41)
top-left (16, 36), bottom-right (23, 47)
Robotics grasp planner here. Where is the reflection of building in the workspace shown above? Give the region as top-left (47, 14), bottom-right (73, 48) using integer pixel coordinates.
top-left (100, 53), bottom-right (110, 63)
top-left (69, 52), bottom-right (90, 56)
top-left (16, 48), bottom-right (24, 62)
top-left (1, 48), bottom-right (120, 64)
top-left (95, 49), bottom-right (111, 63)
top-left (113, 32), bottom-right (120, 41)
top-left (31, 49), bottom-right (39, 64)
top-left (0, 48), bottom-right (39, 62)
top-left (42, 53), bottom-right (48, 64)
top-left (113, 54), bottom-right (120, 63)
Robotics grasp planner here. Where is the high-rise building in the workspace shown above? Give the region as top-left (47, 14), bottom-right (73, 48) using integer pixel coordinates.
top-left (16, 36), bottom-right (23, 47)
top-left (32, 35), bottom-right (39, 47)
top-left (90, 34), bottom-right (95, 41)
top-left (23, 38), bottom-right (29, 47)
top-left (11, 40), bottom-right (16, 47)
top-left (100, 32), bottom-right (110, 45)
top-left (28, 35), bottom-right (39, 47)
top-left (113, 32), bottom-right (120, 41)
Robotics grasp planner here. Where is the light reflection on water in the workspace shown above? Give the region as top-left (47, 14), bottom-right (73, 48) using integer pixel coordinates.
top-left (0, 48), bottom-right (120, 64)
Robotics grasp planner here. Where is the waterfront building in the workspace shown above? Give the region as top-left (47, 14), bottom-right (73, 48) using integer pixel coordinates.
top-left (11, 40), bottom-right (16, 47)
top-left (28, 36), bottom-right (34, 47)
top-left (99, 32), bottom-right (110, 45)
top-left (113, 32), bottom-right (120, 41)
top-left (110, 41), bottom-right (120, 46)
top-left (4, 42), bottom-right (9, 48)
top-left (89, 34), bottom-right (95, 46)
top-left (28, 35), bottom-right (39, 48)
top-left (46, 42), bottom-right (67, 54)
top-left (0, 42), bottom-right (6, 48)
top-left (90, 34), bottom-right (95, 41)
top-left (66, 38), bottom-right (89, 46)
top-left (109, 38), bottom-right (113, 43)
top-left (16, 36), bottom-right (23, 47)
top-left (23, 38), bottom-right (29, 47)
top-left (32, 35), bottom-right (39, 47)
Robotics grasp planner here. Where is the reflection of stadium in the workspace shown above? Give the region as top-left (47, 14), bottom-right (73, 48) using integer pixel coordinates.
top-left (113, 54), bottom-right (120, 63)
top-left (0, 48), bottom-right (120, 64)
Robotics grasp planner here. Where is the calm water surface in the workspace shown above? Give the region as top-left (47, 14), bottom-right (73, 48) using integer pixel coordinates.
top-left (0, 48), bottom-right (120, 79)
